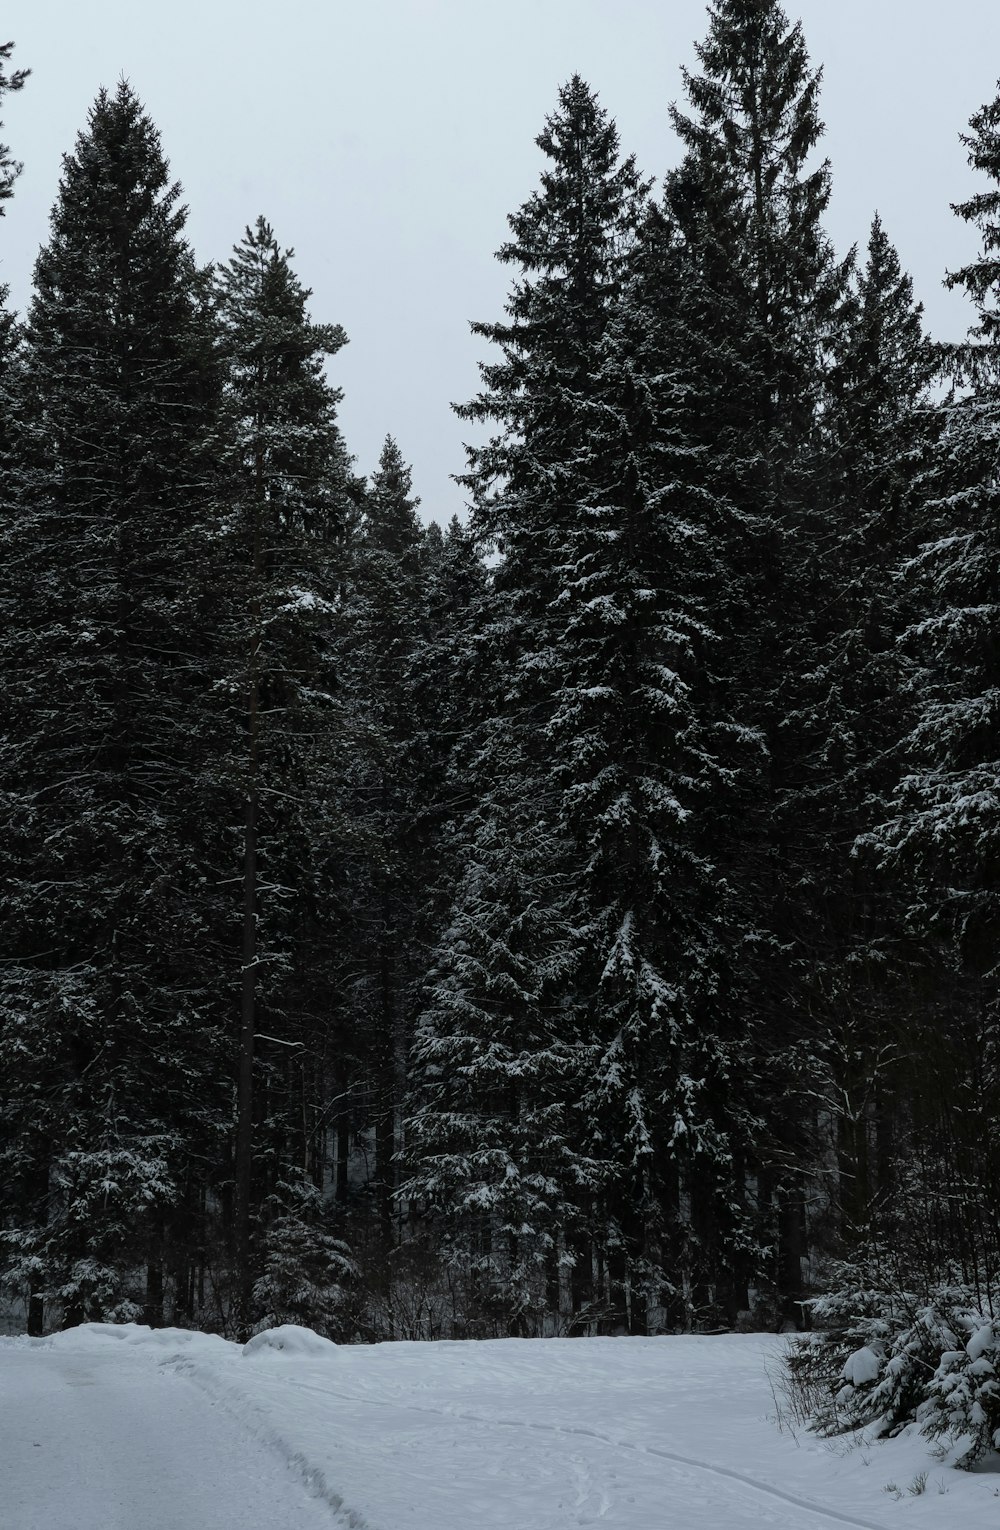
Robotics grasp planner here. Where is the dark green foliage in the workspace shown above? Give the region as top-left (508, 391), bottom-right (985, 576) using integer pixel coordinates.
top-left (251, 1174), bottom-right (355, 1338)
top-left (664, 0), bottom-right (859, 1315)
top-left (407, 74), bottom-right (759, 1333)
top-left (0, 39), bottom-right (29, 213)
top-left (0, 83), bottom-right (231, 1323)
top-left (407, 77), bottom-right (649, 1326)
top-left (859, 86), bottom-right (1000, 1300)
top-left (342, 436), bottom-right (431, 1239)
top-left (215, 215), bottom-right (358, 1331)
top-left (2, 18), bottom-right (998, 1353)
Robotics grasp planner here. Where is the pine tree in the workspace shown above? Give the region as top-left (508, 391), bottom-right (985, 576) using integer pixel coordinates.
top-left (790, 217), bottom-right (939, 1248)
top-left (215, 215), bottom-right (358, 1336)
top-left (406, 78), bottom-right (649, 1329)
top-left (865, 88), bottom-right (1000, 1288)
top-left (0, 83), bottom-right (230, 1327)
top-left (553, 216), bottom-right (768, 1329)
top-left (407, 77), bottom-right (759, 1331)
top-left (666, 0), bottom-right (853, 1318)
top-left (0, 39), bottom-right (29, 213)
top-left (344, 437), bottom-right (428, 1243)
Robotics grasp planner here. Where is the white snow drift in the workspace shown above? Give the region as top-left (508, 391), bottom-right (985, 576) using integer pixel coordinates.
top-left (2, 1323), bottom-right (998, 1528)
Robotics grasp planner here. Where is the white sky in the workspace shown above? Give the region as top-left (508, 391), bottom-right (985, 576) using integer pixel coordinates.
top-left (2, 1), bottom-right (999, 523)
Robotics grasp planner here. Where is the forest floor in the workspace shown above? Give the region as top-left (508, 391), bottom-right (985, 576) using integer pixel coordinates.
top-left (1, 1324), bottom-right (998, 1529)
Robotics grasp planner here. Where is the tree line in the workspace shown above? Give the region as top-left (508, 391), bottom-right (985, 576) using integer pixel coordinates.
top-left (1, 1), bottom-right (997, 1342)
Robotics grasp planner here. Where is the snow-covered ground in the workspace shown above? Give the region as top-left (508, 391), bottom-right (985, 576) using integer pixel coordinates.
top-left (2, 1324), bottom-right (998, 1529)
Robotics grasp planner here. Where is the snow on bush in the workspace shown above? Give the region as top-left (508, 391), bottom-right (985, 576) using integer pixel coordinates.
top-left (858, 1298), bottom-right (973, 1438)
top-left (783, 1265), bottom-right (902, 1433)
top-left (842, 1344), bottom-right (881, 1387)
top-left (919, 1317), bottom-right (1000, 1469)
top-left (789, 1263), bottom-right (1000, 1468)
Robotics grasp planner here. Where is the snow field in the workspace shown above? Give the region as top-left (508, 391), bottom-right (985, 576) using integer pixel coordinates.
top-left (3, 1325), bottom-right (1000, 1528)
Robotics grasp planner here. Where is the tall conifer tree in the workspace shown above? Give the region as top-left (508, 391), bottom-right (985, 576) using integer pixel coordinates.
top-left (666, 0), bottom-right (851, 1317)
top-left (345, 437), bottom-right (428, 1242)
top-left (866, 90), bottom-right (1000, 1283)
top-left (0, 83), bottom-right (229, 1326)
top-left (215, 215), bottom-right (357, 1335)
top-left (407, 77), bottom-right (756, 1331)
top-left (793, 217), bottom-right (938, 1247)
top-left (406, 77), bottom-right (648, 1328)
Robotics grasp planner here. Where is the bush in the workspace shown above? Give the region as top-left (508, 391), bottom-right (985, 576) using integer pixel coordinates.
top-left (251, 1175), bottom-right (355, 1340)
top-left (786, 1261), bottom-right (1000, 1467)
top-left (919, 1318), bottom-right (1000, 1469)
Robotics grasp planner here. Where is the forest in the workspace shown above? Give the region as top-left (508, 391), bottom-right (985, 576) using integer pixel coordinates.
top-left (0, 0), bottom-right (997, 1350)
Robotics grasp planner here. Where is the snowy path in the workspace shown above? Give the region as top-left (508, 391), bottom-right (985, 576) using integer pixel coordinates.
top-left (0, 1341), bottom-right (335, 1530)
top-left (3, 1325), bottom-right (999, 1529)
top-left (236, 1370), bottom-right (890, 1530)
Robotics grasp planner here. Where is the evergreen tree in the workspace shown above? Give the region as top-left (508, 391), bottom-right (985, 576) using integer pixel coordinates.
top-left (790, 216), bottom-right (939, 1249)
top-left (557, 222), bottom-right (767, 1329)
top-left (406, 77), bottom-right (649, 1328)
top-left (0, 83), bottom-right (230, 1327)
top-left (215, 215), bottom-right (357, 1336)
top-left (407, 77), bottom-right (758, 1332)
top-left (666, 0), bottom-right (852, 1318)
top-left (344, 437), bottom-right (428, 1242)
top-left (0, 39), bottom-right (29, 213)
top-left (865, 88), bottom-right (1000, 1286)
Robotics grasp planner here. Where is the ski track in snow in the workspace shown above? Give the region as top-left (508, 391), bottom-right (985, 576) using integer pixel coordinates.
top-left (0, 1341), bottom-right (338, 1530)
top-left (166, 1353), bottom-right (376, 1529)
top-left (244, 1370), bottom-right (889, 1530)
top-left (6, 1328), bottom-right (996, 1529)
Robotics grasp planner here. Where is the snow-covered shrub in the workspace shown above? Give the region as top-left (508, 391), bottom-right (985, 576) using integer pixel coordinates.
top-left (918, 1318), bottom-right (1000, 1469)
top-left (857, 1297), bottom-right (978, 1437)
top-left (786, 1265), bottom-right (909, 1433)
top-left (55, 1257), bottom-right (144, 1326)
top-left (788, 1262), bottom-right (992, 1449)
top-left (250, 1176), bottom-right (355, 1341)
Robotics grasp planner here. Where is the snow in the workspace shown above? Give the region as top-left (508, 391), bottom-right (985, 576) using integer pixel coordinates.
top-left (967, 1323), bottom-right (997, 1362)
top-left (843, 1345), bottom-right (882, 1386)
top-left (0, 1330), bottom-right (333, 1530)
top-left (2, 1325), bottom-right (999, 1528)
top-left (242, 1322), bottom-right (340, 1358)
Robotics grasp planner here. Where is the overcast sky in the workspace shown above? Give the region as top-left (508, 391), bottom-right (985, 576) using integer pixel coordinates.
top-left (3, 2), bottom-right (999, 523)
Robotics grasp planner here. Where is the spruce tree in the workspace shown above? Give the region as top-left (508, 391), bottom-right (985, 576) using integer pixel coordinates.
top-left (666, 0), bottom-right (852, 1318)
top-left (865, 89), bottom-right (1000, 1285)
top-left (407, 78), bottom-right (758, 1331)
top-left (792, 217), bottom-right (939, 1248)
top-left (0, 39), bottom-right (29, 213)
top-left (557, 219), bottom-right (766, 1329)
top-left (406, 77), bottom-right (649, 1329)
top-left (215, 215), bottom-right (358, 1336)
top-left (0, 83), bottom-right (230, 1327)
top-left (344, 436), bottom-right (427, 1243)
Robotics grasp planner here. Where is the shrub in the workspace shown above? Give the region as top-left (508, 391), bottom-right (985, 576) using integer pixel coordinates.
top-left (785, 1260), bottom-right (1000, 1469)
top-left (919, 1318), bottom-right (1000, 1469)
top-left (251, 1175), bottom-right (355, 1340)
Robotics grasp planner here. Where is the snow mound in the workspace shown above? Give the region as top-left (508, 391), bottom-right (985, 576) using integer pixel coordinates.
top-left (242, 1324), bottom-right (338, 1359)
top-left (967, 1323), bottom-right (998, 1362)
top-left (842, 1345), bottom-right (881, 1386)
top-left (50, 1322), bottom-right (230, 1357)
